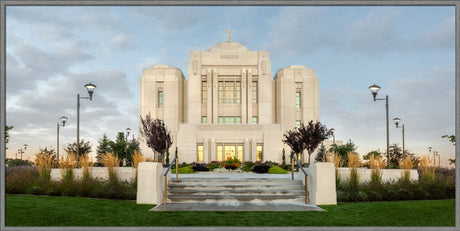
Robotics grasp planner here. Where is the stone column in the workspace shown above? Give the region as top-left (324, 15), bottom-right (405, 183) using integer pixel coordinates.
top-left (207, 69), bottom-right (212, 123)
top-left (251, 139), bottom-right (257, 161)
top-left (247, 71), bottom-right (253, 124)
top-left (241, 69), bottom-right (247, 124)
top-left (212, 69), bottom-right (218, 124)
top-left (203, 138), bottom-right (209, 163)
top-left (210, 138), bottom-right (216, 161)
top-left (244, 138), bottom-right (250, 161)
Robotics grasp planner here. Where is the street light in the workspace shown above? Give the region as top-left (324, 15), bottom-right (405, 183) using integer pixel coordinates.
top-left (330, 128), bottom-right (336, 145)
top-left (17, 144), bottom-right (28, 160)
top-left (77, 83), bottom-right (96, 157)
top-left (428, 147), bottom-right (436, 167)
top-left (57, 116), bottom-right (68, 163)
top-left (393, 117), bottom-right (405, 156)
top-left (369, 84), bottom-right (390, 168)
top-left (125, 128), bottom-right (131, 166)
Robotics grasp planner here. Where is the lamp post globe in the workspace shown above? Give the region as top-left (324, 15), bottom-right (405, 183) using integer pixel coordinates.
top-left (369, 84), bottom-right (381, 101)
top-left (393, 117), bottom-right (401, 128)
top-left (84, 83), bottom-right (97, 100)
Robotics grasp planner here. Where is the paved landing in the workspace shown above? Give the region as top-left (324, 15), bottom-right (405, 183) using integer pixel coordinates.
top-left (149, 202), bottom-right (325, 211)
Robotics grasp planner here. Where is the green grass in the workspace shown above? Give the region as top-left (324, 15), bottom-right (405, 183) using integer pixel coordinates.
top-left (6, 194), bottom-right (455, 226)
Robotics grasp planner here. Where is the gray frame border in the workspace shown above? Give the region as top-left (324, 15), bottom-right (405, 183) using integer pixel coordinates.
top-left (0, 1), bottom-right (458, 231)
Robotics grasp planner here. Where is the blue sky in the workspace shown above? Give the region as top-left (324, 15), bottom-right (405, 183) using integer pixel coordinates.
top-left (5, 5), bottom-right (455, 166)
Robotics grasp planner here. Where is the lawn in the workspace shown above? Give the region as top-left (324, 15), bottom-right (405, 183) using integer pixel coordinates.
top-left (5, 194), bottom-right (455, 226)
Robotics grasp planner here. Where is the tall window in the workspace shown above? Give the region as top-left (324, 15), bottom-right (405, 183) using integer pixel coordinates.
top-left (197, 144), bottom-right (204, 162)
top-left (252, 116), bottom-right (258, 124)
top-left (296, 91), bottom-right (301, 109)
top-left (296, 120), bottom-right (301, 128)
top-left (218, 80), bottom-right (241, 104)
top-left (158, 91), bottom-right (163, 108)
top-left (202, 116), bottom-right (207, 124)
top-left (252, 82), bottom-right (258, 104)
top-left (256, 145), bottom-right (263, 162)
top-left (217, 145), bottom-right (223, 161)
top-left (236, 116), bottom-right (241, 124)
top-left (218, 116), bottom-right (224, 124)
top-left (202, 81), bottom-right (207, 104)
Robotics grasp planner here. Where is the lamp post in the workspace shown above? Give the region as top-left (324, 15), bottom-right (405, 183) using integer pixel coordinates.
top-left (57, 116), bottom-right (68, 163)
top-left (77, 83), bottom-right (96, 157)
top-left (330, 128), bottom-right (336, 145)
top-left (428, 147), bottom-right (435, 166)
top-left (17, 144), bottom-right (28, 160)
top-left (125, 128), bottom-right (131, 166)
top-left (393, 117), bottom-right (405, 156)
top-left (369, 84), bottom-right (390, 168)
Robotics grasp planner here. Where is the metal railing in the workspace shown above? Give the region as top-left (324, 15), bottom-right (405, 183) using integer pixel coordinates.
top-left (163, 156), bottom-right (178, 204)
top-left (291, 155), bottom-right (309, 204)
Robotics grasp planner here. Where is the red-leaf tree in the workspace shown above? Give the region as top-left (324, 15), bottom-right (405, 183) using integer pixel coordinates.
top-left (139, 114), bottom-right (172, 163)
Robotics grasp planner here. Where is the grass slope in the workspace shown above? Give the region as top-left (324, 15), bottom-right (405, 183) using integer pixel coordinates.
top-left (5, 195), bottom-right (455, 227)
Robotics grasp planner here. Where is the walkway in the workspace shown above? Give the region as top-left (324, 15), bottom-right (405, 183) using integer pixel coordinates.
top-left (149, 172), bottom-right (325, 212)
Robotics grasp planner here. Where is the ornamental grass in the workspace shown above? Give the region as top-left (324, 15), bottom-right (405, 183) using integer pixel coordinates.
top-left (419, 155), bottom-right (435, 183)
top-left (399, 156), bottom-right (414, 183)
top-left (101, 152), bottom-right (120, 183)
top-left (34, 153), bottom-right (52, 181)
top-left (132, 150), bottom-right (144, 169)
top-left (369, 155), bottom-right (385, 185)
top-left (347, 152), bottom-right (360, 190)
top-left (60, 153), bottom-right (77, 182)
top-left (79, 155), bottom-right (93, 180)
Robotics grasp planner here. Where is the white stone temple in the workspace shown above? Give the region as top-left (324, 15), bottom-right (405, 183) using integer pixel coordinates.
top-left (139, 40), bottom-right (322, 163)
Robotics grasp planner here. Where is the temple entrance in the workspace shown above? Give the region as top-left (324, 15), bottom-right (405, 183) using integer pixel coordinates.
top-left (217, 144), bottom-right (243, 161)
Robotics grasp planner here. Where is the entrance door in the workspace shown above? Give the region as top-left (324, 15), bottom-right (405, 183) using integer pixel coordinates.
top-left (217, 144), bottom-right (243, 161)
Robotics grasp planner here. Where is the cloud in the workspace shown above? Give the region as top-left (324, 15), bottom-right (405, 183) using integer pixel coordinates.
top-left (411, 16), bottom-right (455, 50)
top-left (108, 34), bottom-right (140, 51)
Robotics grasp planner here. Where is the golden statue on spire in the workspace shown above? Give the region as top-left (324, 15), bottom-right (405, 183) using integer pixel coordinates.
top-left (226, 28), bottom-right (231, 42)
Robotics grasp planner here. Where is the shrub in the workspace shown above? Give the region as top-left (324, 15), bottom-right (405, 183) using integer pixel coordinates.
top-left (252, 163), bottom-right (270, 173)
top-left (79, 155), bottom-right (93, 180)
top-left (172, 166), bottom-right (195, 174)
top-left (224, 157), bottom-right (241, 170)
top-left (268, 166), bottom-right (288, 174)
top-left (132, 150), bottom-right (144, 169)
top-left (192, 163), bottom-right (209, 171)
top-left (241, 161), bottom-right (255, 172)
top-left (207, 161), bottom-right (223, 171)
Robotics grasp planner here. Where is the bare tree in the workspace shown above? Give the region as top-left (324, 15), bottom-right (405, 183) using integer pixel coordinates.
top-left (139, 114), bottom-right (172, 163)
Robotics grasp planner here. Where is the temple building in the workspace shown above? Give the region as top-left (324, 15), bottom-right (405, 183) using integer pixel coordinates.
top-left (139, 40), bottom-right (322, 163)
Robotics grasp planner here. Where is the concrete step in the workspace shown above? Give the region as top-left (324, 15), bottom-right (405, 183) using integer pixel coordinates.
top-left (167, 195), bottom-right (306, 203)
top-left (166, 176), bottom-right (306, 204)
top-left (168, 189), bottom-right (306, 196)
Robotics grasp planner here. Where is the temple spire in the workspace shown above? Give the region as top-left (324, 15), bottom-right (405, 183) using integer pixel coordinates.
top-left (226, 28), bottom-right (231, 42)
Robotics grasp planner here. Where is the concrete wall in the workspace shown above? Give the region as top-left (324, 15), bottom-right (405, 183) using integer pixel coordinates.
top-left (337, 167), bottom-right (419, 183)
top-left (50, 167), bottom-right (136, 182)
top-left (297, 162), bottom-right (337, 205)
top-left (137, 162), bottom-right (168, 205)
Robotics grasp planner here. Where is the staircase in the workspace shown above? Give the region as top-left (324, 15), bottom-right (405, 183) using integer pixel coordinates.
top-left (166, 176), bottom-right (306, 204)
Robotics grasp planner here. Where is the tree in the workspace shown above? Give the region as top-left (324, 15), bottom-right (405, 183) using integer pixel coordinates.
top-left (387, 143), bottom-right (419, 168)
top-left (5, 125), bottom-right (13, 149)
top-left (140, 114), bottom-right (172, 163)
top-left (363, 150), bottom-right (381, 160)
top-left (299, 121), bottom-right (332, 164)
top-left (282, 128), bottom-right (304, 161)
top-left (96, 134), bottom-right (112, 163)
top-left (314, 144), bottom-right (327, 162)
top-left (442, 135), bottom-right (455, 145)
top-left (109, 132), bottom-right (127, 163)
top-left (329, 139), bottom-right (358, 166)
top-left (127, 136), bottom-right (141, 165)
top-left (64, 139), bottom-right (92, 158)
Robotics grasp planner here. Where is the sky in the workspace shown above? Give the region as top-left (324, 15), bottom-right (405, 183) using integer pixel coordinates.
top-left (5, 5), bottom-right (456, 167)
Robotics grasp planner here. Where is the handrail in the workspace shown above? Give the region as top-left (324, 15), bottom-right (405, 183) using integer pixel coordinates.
top-left (163, 155), bottom-right (178, 204)
top-left (164, 156), bottom-right (177, 176)
top-left (291, 154), bottom-right (309, 204)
